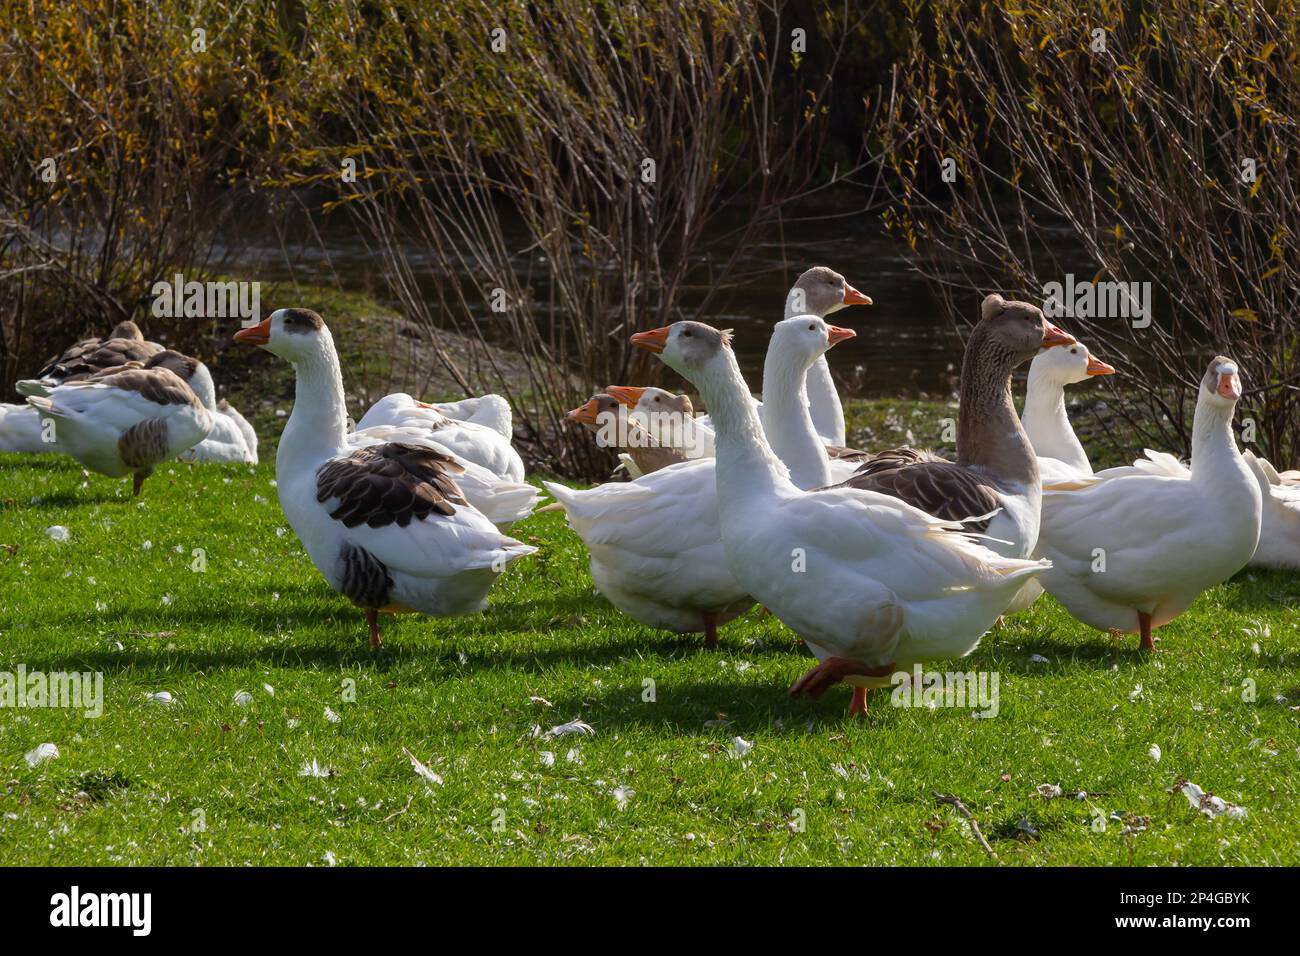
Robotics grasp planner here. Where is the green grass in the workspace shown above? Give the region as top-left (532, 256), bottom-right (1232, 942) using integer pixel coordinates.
top-left (1, 452), bottom-right (1298, 866)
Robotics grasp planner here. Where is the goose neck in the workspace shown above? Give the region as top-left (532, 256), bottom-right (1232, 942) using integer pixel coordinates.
top-left (762, 347), bottom-right (832, 490)
top-left (956, 336), bottom-right (1037, 486)
top-left (278, 335), bottom-right (350, 471)
top-left (1022, 367), bottom-right (1090, 474)
top-left (696, 353), bottom-right (794, 501)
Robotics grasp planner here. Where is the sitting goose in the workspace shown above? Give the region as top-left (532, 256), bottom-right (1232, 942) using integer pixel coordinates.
top-left (838, 294), bottom-right (1077, 564)
top-left (17, 320), bottom-right (163, 396)
top-left (425, 394), bottom-right (514, 439)
top-left (234, 309), bottom-right (534, 646)
top-left (357, 393), bottom-right (525, 482)
top-left (24, 362), bottom-right (213, 495)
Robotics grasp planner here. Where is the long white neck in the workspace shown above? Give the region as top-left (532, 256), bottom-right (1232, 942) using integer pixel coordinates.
top-left (696, 352), bottom-right (796, 509)
top-left (1189, 393), bottom-right (1251, 488)
top-left (762, 345), bottom-right (832, 490)
top-left (1021, 368), bottom-right (1091, 475)
top-left (784, 295), bottom-right (845, 445)
top-left (277, 333), bottom-right (350, 472)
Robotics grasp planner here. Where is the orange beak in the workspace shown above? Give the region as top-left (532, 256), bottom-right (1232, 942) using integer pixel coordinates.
top-left (234, 318), bottom-right (271, 346)
top-left (606, 385), bottom-right (646, 408)
top-left (565, 399), bottom-right (601, 426)
top-left (827, 326), bottom-right (857, 346)
top-left (1042, 321), bottom-right (1077, 349)
top-left (631, 327), bottom-right (671, 353)
top-left (1086, 353), bottom-right (1116, 376)
top-left (842, 284), bottom-right (873, 307)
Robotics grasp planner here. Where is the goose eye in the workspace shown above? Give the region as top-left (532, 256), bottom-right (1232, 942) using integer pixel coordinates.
top-left (808, 324), bottom-right (816, 331)
top-left (1070, 348), bottom-right (1078, 354)
top-left (682, 330), bottom-right (691, 337)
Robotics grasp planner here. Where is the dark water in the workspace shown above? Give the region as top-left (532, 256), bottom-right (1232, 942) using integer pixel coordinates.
top-left (231, 206), bottom-right (969, 397)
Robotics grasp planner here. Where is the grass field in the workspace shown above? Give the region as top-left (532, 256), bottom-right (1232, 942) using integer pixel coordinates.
top-left (1, 451), bottom-right (1298, 866)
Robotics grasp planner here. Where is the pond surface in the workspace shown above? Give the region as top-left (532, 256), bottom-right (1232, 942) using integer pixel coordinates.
top-left (231, 204), bottom-right (1000, 399)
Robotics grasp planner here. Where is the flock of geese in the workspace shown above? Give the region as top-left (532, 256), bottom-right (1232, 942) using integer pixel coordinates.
top-left (3, 267), bottom-right (1297, 714)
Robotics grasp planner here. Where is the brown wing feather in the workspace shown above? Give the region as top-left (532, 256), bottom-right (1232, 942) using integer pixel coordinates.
top-left (839, 448), bottom-right (1002, 532)
top-left (39, 337), bottom-right (161, 382)
top-left (316, 443), bottom-right (469, 529)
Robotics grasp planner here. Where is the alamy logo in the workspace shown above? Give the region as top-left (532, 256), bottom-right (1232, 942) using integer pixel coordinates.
top-left (890, 665), bottom-right (1000, 718)
top-left (50, 886), bottom-right (151, 936)
top-left (151, 274), bottom-right (260, 320)
top-left (1042, 273), bottom-right (1151, 328)
top-left (0, 665), bottom-right (102, 718)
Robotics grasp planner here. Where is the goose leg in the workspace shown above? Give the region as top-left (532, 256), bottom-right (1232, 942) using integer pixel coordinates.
top-left (702, 612), bottom-right (719, 649)
top-left (132, 471), bottom-right (147, 496)
top-left (789, 656), bottom-right (896, 700)
top-left (365, 608), bottom-right (382, 648)
top-left (848, 686), bottom-right (870, 716)
top-left (1138, 611), bottom-right (1154, 651)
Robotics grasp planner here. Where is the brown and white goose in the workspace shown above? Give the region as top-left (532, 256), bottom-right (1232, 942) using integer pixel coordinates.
top-left (24, 362), bottom-right (213, 495)
top-left (234, 309), bottom-right (534, 646)
top-left (838, 294), bottom-right (1076, 562)
top-left (16, 320), bottom-right (163, 396)
top-left (567, 393), bottom-right (689, 477)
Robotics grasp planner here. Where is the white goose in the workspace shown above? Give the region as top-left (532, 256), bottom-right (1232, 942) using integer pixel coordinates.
top-left (632, 320), bottom-right (1050, 715)
top-left (234, 309), bottom-right (535, 646)
top-left (424, 394), bottom-right (514, 438)
top-left (1035, 357), bottom-right (1262, 650)
top-left (1090, 431), bottom-right (1300, 573)
top-left (24, 363), bottom-right (213, 495)
top-left (357, 393), bottom-right (525, 482)
top-left (1021, 341), bottom-right (1115, 483)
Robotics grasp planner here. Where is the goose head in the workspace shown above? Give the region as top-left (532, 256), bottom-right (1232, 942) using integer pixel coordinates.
top-left (1200, 356), bottom-right (1243, 408)
top-left (233, 308), bottom-right (329, 362)
top-left (770, 315), bottom-right (857, 373)
top-left (978, 293), bottom-right (1077, 368)
top-left (631, 321), bottom-right (733, 386)
top-left (108, 320), bottom-right (145, 342)
top-left (1030, 341), bottom-right (1116, 386)
top-left (786, 266), bottom-right (872, 319)
top-left (606, 385), bottom-right (694, 420)
top-left (565, 393), bottom-right (626, 430)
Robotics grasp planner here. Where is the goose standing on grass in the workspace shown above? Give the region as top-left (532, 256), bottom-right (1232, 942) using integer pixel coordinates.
top-left (24, 364), bottom-right (213, 495)
top-left (632, 320), bottom-right (1051, 715)
top-left (357, 393), bottom-right (525, 482)
top-left (234, 309), bottom-right (535, 647)
top-left (1034, 357), bottom-right (1261, 650)
top-left (839, 294), bottom-right (1077, 565)
top-left (1021, 341), bottom-right (1115, 483)
top-left (16, 320), bottom-right (163, 396)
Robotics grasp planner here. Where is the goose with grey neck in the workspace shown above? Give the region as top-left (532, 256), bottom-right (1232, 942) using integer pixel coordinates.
top-left (234, 308), bottom-right (535, 647)
top-left (1035, 357), bottom-right (1261, 650)
top-left (570, 393), bottom-right (690, 477)
top-left (632, 320), bottom-right (1050, 715)
top-left (839, 294), bottom-right (1077, 567)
